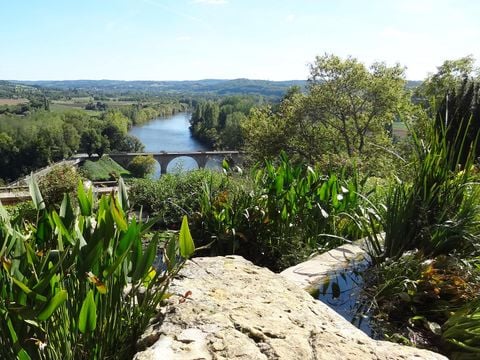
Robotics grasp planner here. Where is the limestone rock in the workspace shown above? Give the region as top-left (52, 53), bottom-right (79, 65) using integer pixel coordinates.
top-left (280, 243), bottom-right (368, 291)
top-left (134, 256), bottom-right (446, 360)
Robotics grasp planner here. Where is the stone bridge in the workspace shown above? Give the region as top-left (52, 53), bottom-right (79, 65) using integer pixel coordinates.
top-left (78, 151), bottom-right (242, 175)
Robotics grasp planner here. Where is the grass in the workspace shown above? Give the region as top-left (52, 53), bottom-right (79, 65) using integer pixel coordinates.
top-left (80, 156), bottom-right (131, 181)
top-left (49, 102), bottom-right (100, 114)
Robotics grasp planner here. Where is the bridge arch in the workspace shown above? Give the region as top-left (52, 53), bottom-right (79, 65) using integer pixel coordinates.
top-left (95, 151), bottom-right (242, 176)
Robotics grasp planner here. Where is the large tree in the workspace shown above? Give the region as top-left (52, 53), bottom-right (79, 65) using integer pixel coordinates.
top-left (417, 55), bottom-right (479, 104)
top-left (306, 54), bottom-right (408, 157)
top-left (243, 54), bottom-right (411, 173)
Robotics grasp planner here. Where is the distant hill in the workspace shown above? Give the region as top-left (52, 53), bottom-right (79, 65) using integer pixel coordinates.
top-left (5, 79), bottom-right (423, 99)
top-left (11, 79), bottom-right (307, 98)
top-left (0, 80), bottom-right (42, 98)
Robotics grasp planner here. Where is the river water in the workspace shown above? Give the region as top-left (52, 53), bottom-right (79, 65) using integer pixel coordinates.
top-left (128, 112), bottom-right (212, 177)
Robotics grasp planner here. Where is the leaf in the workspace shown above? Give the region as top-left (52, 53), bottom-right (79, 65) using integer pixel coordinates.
top-left (179, 216), bottom-right (195, 258)
top-left (6, 316), bottom-right (31, 360)
top-left (117, 177), bottom-right (130, 212)
top-left (37, 290), bottom-right (68, 321)
top-left (77, 180), bottom-right (92, 216)
top-left (28, 175), bottom-right (45, 211)
top-left (11, 278), bottom-right (48, 303)
top-left (132, 234), bottom-right (158, 283)
top-left (52, 210), bottom-right (74, 247)
top-left (78, 289), bottom-right (97, 333)
top-left (111, 198), bottom-right (128, 232)
top-left (86, 272), bottom-right (107, 294)
top-left (143, 267), bottom-right (157, 287)
top-left (59, 193), bottom-right (75, 229)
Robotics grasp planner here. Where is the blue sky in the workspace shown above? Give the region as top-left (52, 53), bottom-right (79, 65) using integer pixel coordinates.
top-left (1, 0), bottom-right (479, 81)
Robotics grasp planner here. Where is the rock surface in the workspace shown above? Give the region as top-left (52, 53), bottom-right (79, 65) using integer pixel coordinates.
top-left (280, 243), bottom-right (368, 292)
top-left (134, 256), bottom-right (446, 360)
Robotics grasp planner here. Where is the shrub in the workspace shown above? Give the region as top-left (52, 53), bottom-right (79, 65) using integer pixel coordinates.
top-left (0, 178), bottom-right (194, 359)
top-left (129, 169), bottom-right (225, 227)
top-left (127, 155), bottom-right (156, 178)
top-left (361, 252), bottom-right (480, 351)
top-left (360, 119), bottom-right (480, 264)
top-left (5, 200), bottom-right (37, 224)
top-left (38, 164), bottom-right (81, 207)
top-left (131, 157), bottom-right (362, 271)
top-left (195, 153), bottom-right (362, 271)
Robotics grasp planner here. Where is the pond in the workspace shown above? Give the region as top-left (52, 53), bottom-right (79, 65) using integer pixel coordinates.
top-left (314, 261), bottom-right (382, 339)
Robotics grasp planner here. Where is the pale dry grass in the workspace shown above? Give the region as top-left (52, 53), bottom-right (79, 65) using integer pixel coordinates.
top-left (0, 98), bottom-right (29, 105)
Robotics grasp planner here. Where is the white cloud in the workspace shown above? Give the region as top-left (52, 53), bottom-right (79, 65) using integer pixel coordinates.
top-left (192, 0), bottom-right (227, 4)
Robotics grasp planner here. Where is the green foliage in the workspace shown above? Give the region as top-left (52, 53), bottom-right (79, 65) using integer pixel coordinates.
top-left (127, 155), bottom-right (156, 178)
top-left (0, 179), bottom-right (193, 359)
top-left (362, 252), bottom-right (480, 351)
top-left (129, 169), bottom-right (225, 227)
top-left (131, 157), bottom-right (361, 271)
top-left (5, 201), bottom-right (37, 225)
top-left (38, 164), bottom-right (81, 207)
top-left (0, 108), bottom-right (144, 182)
top-left (194, 154), bottom-right (361, 270)
top-left (443, 299), bottom-right (480, 358)
top-left (190, 96), bottom-right (260, 149)
top-left (358, 117), bottom-right (480, 264)
top-left (242, 54), bottom-right (413, 177)
top-left (417, 55), bottom-right (479, 105)
top-left (80, 155), bottom-right (130, 181)
top-left (436, 78), bottom-right (480, 167)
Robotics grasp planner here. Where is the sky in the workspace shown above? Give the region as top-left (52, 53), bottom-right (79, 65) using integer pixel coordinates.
top-left (1, 0), bottom-right (479, 81)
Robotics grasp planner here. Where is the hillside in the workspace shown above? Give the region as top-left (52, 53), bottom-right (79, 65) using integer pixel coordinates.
top-left (11, 79), bottom-right (307, 98)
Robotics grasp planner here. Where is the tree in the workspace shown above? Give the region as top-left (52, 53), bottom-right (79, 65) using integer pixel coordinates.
top-left (127, 155), bottom-right (156, 178)
top-left (219, 112), bottom-right (246, 149)
top-left (243, 54), bottom-right (411, 173)
top-left (0, 133), bottom-right (18, 181)
top-left (102, 110), bottom-right (129, 134)
top-left (80, 129), bottom-right (102, 157)
top-left (418, 55), bottom-right (479, 104)
top-left (306, 54), bottom-right (408, 157)
top-left (116, 134), bottom-right (145, 153)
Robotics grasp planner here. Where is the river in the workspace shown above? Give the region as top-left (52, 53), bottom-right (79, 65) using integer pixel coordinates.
top-left (128, 112), bottom-right (213, 177)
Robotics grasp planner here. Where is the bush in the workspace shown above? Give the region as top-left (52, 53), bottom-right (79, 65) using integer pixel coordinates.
top-left (127, 155), bottom-right (156, 178)
top-left (0, 179), bottom-right (194, 359)
top-left (38, 164), bottom-right (81, 207)
top-left (5, 200), bottom-right (37, 224)
top-left (361, 252), bottom-right (480, 351)
top-left (130, 157), bottom-right (363, 271)
top-left (361, 119), bottom-right (480, 264)
top-left (129, 169), bottom-right (225, 227)
top-left (194, 154), bottom-right (361, 271)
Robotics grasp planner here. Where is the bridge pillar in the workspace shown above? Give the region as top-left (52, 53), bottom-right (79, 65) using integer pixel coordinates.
top-left (194, 155), bottom-right (209, 169)
top-left (153, 156), bottom-right (172, 175)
